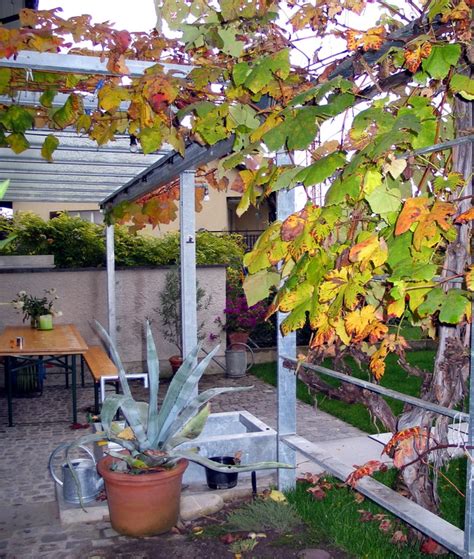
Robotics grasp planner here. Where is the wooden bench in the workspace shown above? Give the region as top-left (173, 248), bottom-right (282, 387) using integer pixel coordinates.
top-left (82, 346), bottom-right (148, 414)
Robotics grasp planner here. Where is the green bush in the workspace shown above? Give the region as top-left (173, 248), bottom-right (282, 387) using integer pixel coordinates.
top-left (0, 212), bottom-right (244, 269)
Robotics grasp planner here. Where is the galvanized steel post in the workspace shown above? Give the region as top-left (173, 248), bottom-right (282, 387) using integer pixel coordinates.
top-left (106, 224), bottom-right (117, 347)
top-left (276, 152), bottom-right (297, 490)
top-left (464, 314), bottom-right (474, 557)
top-left (179, 170), bottom-right (198, 358)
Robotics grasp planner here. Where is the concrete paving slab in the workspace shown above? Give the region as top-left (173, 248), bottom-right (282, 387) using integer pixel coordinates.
top-left (180, 493), bottom-right (224, 521)
top-left (316, 435), bottom-right (392, 469)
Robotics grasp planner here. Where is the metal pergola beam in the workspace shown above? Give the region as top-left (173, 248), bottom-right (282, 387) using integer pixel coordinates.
top-left (0, 50), bottom-right (192, 78)
top-left (101, 137), bottom-right (235, 209)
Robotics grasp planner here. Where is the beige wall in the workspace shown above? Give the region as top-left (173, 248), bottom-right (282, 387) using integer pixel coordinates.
top-left (13, 190), bottom-right (230, 233)
top-left (13, 201), bottom-right (99, 221)
top-left (0, 266), bottom-right (226, 374)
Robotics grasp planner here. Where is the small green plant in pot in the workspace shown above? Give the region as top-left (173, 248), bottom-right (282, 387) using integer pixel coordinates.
top-left (64, 321), bottom-right (292, 537)
top-left (157, 267), bottom-right (212, 373)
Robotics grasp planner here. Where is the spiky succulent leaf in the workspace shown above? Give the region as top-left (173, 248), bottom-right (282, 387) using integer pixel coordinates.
top-left (155, 345), bottom-right (220, 445)
top-left (145, 320), bottom-right (160, 444)
top-left (94, 320), bottom-right (132, 399)
top-left (154, 344), bottom-right (200, 438)
top-left (169, 448), bottom-right (294, 473)
top-left (100, 394), bottom-right (149, 450)
top-left (161, 385), bottom-right (253, 445)
top-left (107, 450), bottom-right (149, 470)
top-left (165, 403), bottom-right (211, 449)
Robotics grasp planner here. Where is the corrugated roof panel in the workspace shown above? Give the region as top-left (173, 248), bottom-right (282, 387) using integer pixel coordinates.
top-left (0, 130), bottom-right (169, 202)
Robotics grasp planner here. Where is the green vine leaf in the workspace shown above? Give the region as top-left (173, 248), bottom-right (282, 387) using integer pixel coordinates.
top-left (421, 44), bottom-right (461, 80)
top-left (41, 134), bottom-right (59, 162)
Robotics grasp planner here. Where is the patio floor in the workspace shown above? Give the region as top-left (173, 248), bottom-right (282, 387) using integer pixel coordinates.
top-left (0, 368), bottom-right (363, 558)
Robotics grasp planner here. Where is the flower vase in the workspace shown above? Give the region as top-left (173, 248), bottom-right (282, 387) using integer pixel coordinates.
top-left (30, 317), bottom-right (39, 329)
top-left (38, 314), bottom-right (53, 330)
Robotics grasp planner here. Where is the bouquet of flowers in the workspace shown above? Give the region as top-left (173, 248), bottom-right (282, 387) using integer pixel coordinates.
top-left (12, 288), bottom-right (62, 323)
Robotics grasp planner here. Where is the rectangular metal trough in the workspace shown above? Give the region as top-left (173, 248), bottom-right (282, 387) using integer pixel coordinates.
top-left (180, 411), bottom-right (277, 485)
top-left (93, 411), bottom-right (277, 486)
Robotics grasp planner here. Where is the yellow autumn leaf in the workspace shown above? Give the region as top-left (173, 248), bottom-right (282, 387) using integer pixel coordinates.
top-left (466, 265), bottom-right (474, 291)
top-left (333, 316), bottom-right (351, 345)
top-left (349, 236), bottom-right (388, 270)
top-left (345, 305), bottom-right (376, 338)
top-left (118, 426), bottom-right (135, 440)
top-left (269, 490), bottom-right (287, 503)
top-left (319, 268), bottom-right (349, 302)
top-left (387, 297), bottom-right (405, 318)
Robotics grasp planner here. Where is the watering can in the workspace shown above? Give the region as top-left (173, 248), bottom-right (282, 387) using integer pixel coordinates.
top-left (49, 443), bottom-right (103, 504)
top-left (225, 343), bottom-right (254, 378)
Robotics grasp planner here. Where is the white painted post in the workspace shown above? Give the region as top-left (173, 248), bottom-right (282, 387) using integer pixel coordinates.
top-left (179, 170), bottom-right (198, 358)
top-left (106, 224), bottom-right (117, 346)
top-left (276, 152), bottom-right (297, 490)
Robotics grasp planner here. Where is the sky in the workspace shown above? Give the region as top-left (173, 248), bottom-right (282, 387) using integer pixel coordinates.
top-left (38, 0), bottom-right (158, 32)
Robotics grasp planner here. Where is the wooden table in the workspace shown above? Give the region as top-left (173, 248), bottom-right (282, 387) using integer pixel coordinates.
top-left (0, 324), bottom-right (88, 426)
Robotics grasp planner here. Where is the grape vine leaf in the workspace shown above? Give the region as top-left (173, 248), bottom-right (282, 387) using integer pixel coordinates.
top-left (243, 270), bottom-right (280, 307)
top-left (41, 134), bottom-right (59, 162)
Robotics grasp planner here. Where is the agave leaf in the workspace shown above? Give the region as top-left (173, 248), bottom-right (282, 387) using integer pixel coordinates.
top-left (93, 320), bottom-right (132, 399)
top-left (100, 394), bottom-right (149, 450)
top-left (169, 448), bottom-right (294, 473)
top-left (154, 344), bottom-right (200, 438)
top-left (145, 320), bottom-right (160, 445)
top-left (161, 386), bottom-right (253, 445)
top-left (107, 450), bottom-right (149, 470)
top-left (165, 403), bottom-right (211, 450)
top-left (156, 345), bottom-right (221, 445)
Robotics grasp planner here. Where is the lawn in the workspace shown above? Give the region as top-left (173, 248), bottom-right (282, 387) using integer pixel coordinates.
top-left (250, 350), bottom-right (468, 557)
top-left (287, 458), bottom-right (465, 559)
top-left (250, 350), bottom-right (434, 434)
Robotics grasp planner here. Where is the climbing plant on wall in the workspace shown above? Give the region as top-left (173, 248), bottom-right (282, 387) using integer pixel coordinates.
top-left (0, 0), bottom-right (472, 527)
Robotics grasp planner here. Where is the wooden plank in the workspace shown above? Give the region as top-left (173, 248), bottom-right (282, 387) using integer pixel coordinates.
top-left (0, 324), bottom-right (88, 356)
top-left (83, 346), bottom-right (118, 381)
top-left (283, 434), bottom-right (464, 557)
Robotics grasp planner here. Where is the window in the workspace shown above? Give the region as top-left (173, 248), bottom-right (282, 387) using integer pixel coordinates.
top-left (49, 210), bottom-right (104, 224)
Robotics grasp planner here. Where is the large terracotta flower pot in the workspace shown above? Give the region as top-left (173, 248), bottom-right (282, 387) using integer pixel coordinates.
top-left (97, 455), bottom-right (188, 536)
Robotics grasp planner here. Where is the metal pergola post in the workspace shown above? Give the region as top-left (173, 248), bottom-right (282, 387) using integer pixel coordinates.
top-left (466, 315), bottom-right (474, 557)
top-left (106, 224), bottom-right (117, 346)
top-left (276, 152), bottom-right (297, 490)
top-left (179, 170), bottom-right (198, 357)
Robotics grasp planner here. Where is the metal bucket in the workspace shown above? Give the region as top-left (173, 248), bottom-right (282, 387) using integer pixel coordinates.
top-left (225, 343), bottom-right (254, 378)
top-left (49, 443), bottom-right (103, 504)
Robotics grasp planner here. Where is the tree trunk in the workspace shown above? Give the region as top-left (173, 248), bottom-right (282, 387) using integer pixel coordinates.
top-left (397, 95), bottom-right (472, 513)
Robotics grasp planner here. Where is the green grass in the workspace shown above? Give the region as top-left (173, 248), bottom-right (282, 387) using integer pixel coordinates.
top-left (286, 464), bottom-right (464, 559)
top-left (250, 350), bottom-right (434, 434)
top-left (251, 351), bottom-right (468, 556)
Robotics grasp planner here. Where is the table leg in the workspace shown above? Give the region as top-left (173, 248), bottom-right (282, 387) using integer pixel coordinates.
top-left (72, 354), bottom-right (77, 424)
top-left (6, 356), bottom-right (13, 427)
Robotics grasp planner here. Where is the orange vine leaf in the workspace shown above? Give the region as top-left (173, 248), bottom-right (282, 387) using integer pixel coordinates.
top-left (345, 460), bottom-right (388, 488)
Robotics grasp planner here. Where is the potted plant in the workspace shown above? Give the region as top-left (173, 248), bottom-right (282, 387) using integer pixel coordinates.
top-left (217, 287), bottom-right (268, 347)
top-left (157, 267), bottom-right (211, 373)
top-left (63, 321), bottom-right (291, 537)
top-left (11, 288), bottom-right (62, 329)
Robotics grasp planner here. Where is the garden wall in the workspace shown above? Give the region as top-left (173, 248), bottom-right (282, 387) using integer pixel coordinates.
top-left (0, 265), bottom-right (226, 374)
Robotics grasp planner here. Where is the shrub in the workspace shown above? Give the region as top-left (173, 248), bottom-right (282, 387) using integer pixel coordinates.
top-left (0, 212), bottom-right (245, 269)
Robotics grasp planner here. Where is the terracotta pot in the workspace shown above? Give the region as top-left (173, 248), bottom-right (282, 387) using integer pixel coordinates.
top-left (227, 331), bottom-right (249, 349)
top-left (97, 455), bottom-right (188, 536)
top-left (169, 355), bottom-right (183, 374)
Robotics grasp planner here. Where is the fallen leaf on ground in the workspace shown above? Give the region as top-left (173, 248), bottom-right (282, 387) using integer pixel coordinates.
top-left (391, 530), bottom-right (408, 545)
top-left (354, 492), bottom-right (365, 503)
top-left (379, 519), bottom-right (392, 532)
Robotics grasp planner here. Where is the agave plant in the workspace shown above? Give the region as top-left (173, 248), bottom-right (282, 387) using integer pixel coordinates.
top-left (66, 321), bottom-right (292, 477)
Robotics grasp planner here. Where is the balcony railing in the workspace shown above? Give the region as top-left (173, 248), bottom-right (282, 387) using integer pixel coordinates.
top-left (207, 230), bottom-right (265, 251)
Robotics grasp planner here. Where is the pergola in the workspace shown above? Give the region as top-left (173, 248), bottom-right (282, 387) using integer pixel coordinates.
top-left (0, 49), bottom-right (298, 490)
top-left (1, 48), bottom-right (472, 557)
